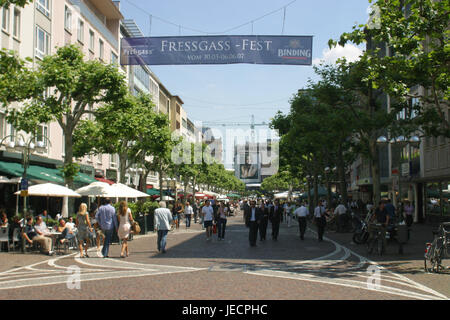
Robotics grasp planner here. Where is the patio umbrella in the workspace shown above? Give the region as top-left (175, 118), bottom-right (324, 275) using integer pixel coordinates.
top-left (14, 183), bottom-right (81, 217)
top-left (14, 183), bottom-right (81, 198)
top-left (74, 181), bottom-right (120, 197)
top-left (110, 183), bottom-right (150, 198)
top-left (156, 196), bottom-right (174, 201)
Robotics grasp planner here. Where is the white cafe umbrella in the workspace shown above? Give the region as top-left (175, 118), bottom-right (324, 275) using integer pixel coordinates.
top-left (14, 183), bottom-right (81, 198)
top-left (156, 196), bottom-right (174, 201)
top-left (74, 181), bottom-right (121, 197)
top-left (14, 183), bottom-right (80, 218)
top-left (110, 183), bottom-right (150, 198)
top-left (274, 191), bottom-right (289, 199)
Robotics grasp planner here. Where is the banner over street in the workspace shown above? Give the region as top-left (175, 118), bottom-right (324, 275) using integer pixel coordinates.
top-left (121, 35), bottom-right (313, 66)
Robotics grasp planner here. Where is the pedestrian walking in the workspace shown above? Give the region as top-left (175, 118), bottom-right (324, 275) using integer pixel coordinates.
top-left (193, 200), bottom-right (199, 224)
top-left (245, 200), bottom-right (261, 247)
top-left (95, 198), bottom-right (118, 258)
top-left (314, 200), bottom-right (327, 242)
top-left (269, 199), bottom-right (283, 241)
top-left (76, 203), bottom-right (93, 258)
top-left (184, 201), bottom-right (193, 228)
top-left (172, 201), bottom-right (183, 230)
top-left (294, 202), bottom-right (309, 240)
top-left (217, 202), bottom-right (228, 241)
top-left (117, 201), bottom-right (134, 258)
top-left (403, 200), bottom-right (414, 228)
top-left (154, 201), bottom-right (173, 253)
top-left (202, 200), bottom-right (215, 241)
top-left (334, 201), bottom-right (348, 233)
top-left (259, 201), bottom-right (269, 241)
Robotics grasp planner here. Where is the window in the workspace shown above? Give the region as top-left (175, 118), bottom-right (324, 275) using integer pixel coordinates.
top-left (99, 39), bottom-right (104, 60)
top-left (35, 124), bottom-right (48, 148)
top-left (89, 29), bottom-right (94, 51)
top-left (64, 6), bottom-right (72, 32)
top-left (36, 0), bottom-right (50, 17)
top-left (2, 7), bottom-right (10, 33)
top-left (13, 8), bottom-right (20, 38)
top-left (110, 154), bottom-right (118, 168)
top-left (35, 26), bottom-right (50, 59)
top-left (110, 51), bottom-right (118, 65)
top-left (77, 19), bottom-right (84, 43)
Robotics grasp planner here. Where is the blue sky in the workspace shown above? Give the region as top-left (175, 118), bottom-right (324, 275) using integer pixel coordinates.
top-left (119, 0), bottom-right (369, 126)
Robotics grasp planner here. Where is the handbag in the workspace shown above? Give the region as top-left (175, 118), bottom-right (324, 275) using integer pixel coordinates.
top-left (212, 224), bottom-right (217, 234)
top-left (131, 221), bottom-right (141, 234)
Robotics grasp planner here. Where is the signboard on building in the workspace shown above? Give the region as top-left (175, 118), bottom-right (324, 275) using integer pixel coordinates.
top-left (401, 162), bottom-right (410, 177)
top-left (121, 35), bottom-right (313, 66)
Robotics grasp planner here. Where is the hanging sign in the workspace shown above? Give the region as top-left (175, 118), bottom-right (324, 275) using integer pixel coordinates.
top-left (121, 35), bottom-right (313, 66)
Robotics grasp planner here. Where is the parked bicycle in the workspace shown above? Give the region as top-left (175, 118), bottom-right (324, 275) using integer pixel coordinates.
top-left (424, 222), bottom-right (450, 273)
top-left (367, 222), bottom-right (407, 256)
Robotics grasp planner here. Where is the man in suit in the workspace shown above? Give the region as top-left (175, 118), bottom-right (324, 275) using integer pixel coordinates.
top-left (259, 201), bottom-right (269, 241)
top-left (244, 200), bottom-right (261, 247)
top-left (269, 199), bottom-right (283, 241)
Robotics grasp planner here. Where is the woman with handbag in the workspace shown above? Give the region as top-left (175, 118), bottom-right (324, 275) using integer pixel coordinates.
top-left (117, 201), bottom-right (134, 258)
top-left (76, 203), bottom-right (93, 258)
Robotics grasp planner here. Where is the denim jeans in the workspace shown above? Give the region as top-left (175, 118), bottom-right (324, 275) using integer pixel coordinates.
top-left (101, 229), bottom-right (114, 257)
top-left (157, 229), bottom-right (169, 252)
top-left (185, 214), bottom-right (192, 228)
top-left (217, 218), bottom-right (227, 239)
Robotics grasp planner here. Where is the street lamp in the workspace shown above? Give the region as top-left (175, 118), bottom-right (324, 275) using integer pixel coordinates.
top-left (1, 134), bottom-right (50, 215)
top-left (1, 133), bottom-right (50, 253)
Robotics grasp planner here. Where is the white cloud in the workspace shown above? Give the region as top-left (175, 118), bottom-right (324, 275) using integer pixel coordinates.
top-left (313, 44), bottom-right (363, 66)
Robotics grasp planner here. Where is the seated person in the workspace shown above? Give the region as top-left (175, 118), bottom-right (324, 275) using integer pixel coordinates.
top-left (22, 216), bottom-right (54, 255)
top-left (0, 210), bottom-right (8, 227)
top-left (56, 219), bottom-right (75, 245)
top-left (66, 217), bottom-right (76, 230)
top-left (39, 210), bottom-right (52, 221)
top-left (34, 216), bottom-right (51, 236)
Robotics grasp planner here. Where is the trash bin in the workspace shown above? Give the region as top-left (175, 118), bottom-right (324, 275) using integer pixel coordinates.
top-left (146, 212), bottom-right (154, 232)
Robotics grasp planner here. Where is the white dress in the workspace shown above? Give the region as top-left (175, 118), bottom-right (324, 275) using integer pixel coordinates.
top-left (118, 211), bottom-right (131, 239)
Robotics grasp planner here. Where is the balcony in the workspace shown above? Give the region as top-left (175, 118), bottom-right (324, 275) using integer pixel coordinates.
top-left (69, 0), bottom-right (122, 49)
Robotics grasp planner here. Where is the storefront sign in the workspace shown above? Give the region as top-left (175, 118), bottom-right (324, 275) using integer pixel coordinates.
top-left (121, 35), bottom-right (313, 66)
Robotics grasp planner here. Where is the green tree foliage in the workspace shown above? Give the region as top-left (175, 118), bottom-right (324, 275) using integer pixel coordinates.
top-left (0, 0), bottom-right (32, 7)
top-left (332, 0), bottom-right (450, 137)
top-left (6, 45), bottom-right (128, 187)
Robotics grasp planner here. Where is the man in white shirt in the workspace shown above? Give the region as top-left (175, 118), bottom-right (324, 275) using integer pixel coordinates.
top-left (202, 200), bottom-right (214, 241)
top-left (184, 201), bottom-right (193, 229)
top-left (294, 202), bottom-right (309, 240)
top-left (154, 201), bottom-right (173, 253)
top-left (334, 202), bottom-right (348, 233)
top-left (314, 200), bottom-right (327, 242)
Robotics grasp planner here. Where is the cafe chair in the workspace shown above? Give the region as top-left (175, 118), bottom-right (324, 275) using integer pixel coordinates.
top-left (0, 227), bottom-right (10, 252)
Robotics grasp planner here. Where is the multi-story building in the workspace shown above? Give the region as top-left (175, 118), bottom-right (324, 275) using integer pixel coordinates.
top-left (0, 0), bottom-right (124, 214)
top-left (348, 2), bottom-right (449, 223)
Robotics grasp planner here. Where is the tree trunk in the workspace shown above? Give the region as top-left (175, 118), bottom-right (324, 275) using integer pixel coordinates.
top-left (119, 151), bottom-right (128, 184)
top-left (63, 128), bottom-right (74, 189)
top-left (370, 137), bottom-right (381, 205)
top-left (337, 143), bottom-right (348, 206)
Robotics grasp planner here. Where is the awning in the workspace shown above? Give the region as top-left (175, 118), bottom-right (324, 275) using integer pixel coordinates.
top-left (0, 161), bottom-right (96, 185)
top-left (95, 177), bottom-right (115, 185)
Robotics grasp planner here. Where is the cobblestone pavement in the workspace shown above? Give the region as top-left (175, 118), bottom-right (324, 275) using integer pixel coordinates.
top-left (0, 211), bottom-right (448, 300)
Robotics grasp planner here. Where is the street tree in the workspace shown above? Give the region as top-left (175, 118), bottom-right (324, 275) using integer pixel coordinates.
top-left (7, 45), bottom-right (128, 187)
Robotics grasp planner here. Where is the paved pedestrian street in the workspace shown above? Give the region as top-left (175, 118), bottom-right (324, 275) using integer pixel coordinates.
top-left (0, 214), bottom-right (448, 300)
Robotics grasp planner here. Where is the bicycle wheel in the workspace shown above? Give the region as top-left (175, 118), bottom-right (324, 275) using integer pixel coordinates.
top-left (424, 241), bottom-right (438, 273)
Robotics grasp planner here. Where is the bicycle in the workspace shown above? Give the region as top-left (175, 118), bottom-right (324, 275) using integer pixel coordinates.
top-left (367, 223), bottom-right (386, 256)
top-left (424, 222), bottom-right (450, 273)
